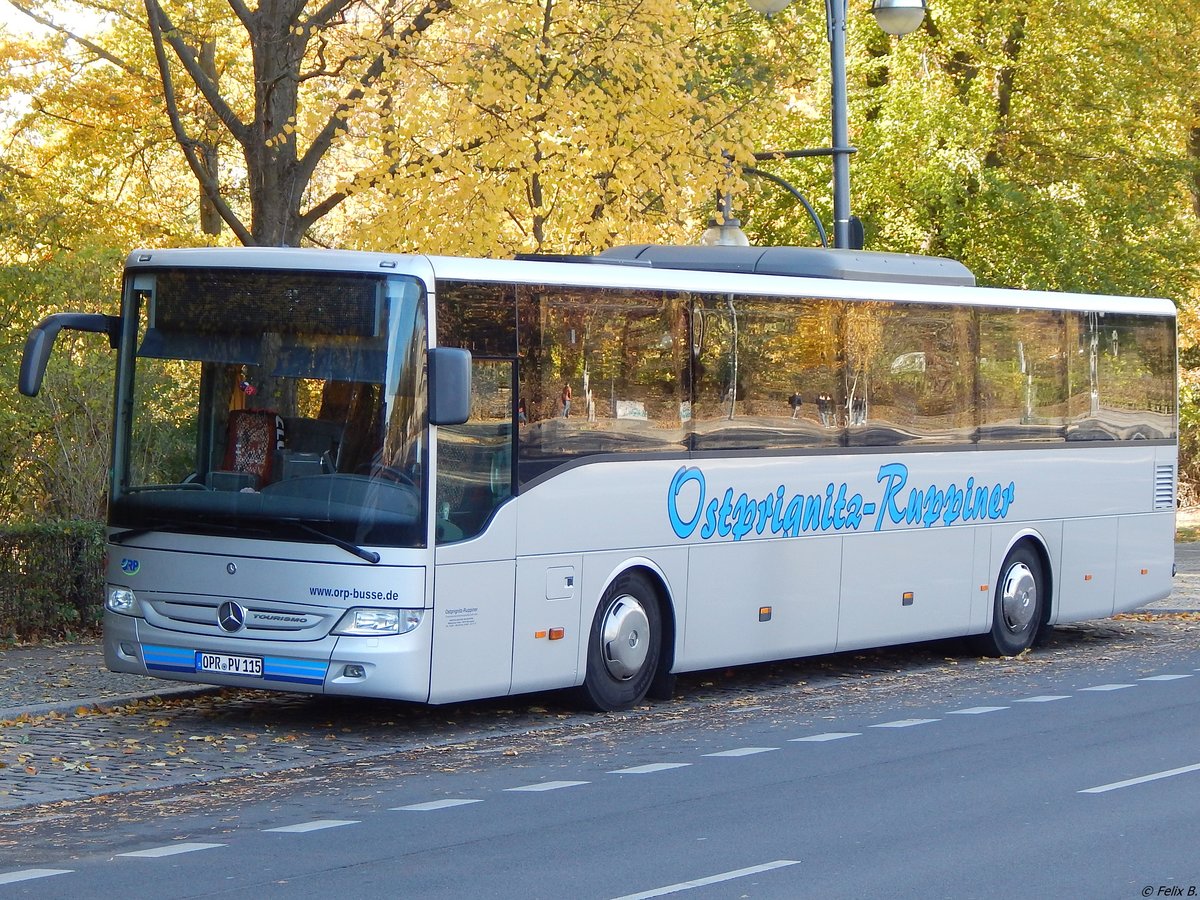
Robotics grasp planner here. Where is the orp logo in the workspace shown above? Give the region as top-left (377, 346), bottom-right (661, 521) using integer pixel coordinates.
top-left (120, 558), bottom-right (141, 576)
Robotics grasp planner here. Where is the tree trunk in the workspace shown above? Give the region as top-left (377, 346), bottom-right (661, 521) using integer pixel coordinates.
top-left (984, 15), bottom-right (1026, 170)
top-left (199, 40), bottom-right (222, 237)
top-left (246, 2), bottom-right (306, 246)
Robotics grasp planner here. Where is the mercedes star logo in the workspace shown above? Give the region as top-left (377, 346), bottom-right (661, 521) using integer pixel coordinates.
top-left (217, 601), bottom-right (247, 633)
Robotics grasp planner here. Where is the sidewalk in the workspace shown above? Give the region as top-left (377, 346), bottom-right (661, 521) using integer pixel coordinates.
top-left (0, 643), bottom-right (215, 721)
top-left (3, 545), bottom-right (1199, 723)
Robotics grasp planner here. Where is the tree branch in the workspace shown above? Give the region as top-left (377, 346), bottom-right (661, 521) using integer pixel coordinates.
top-left (143, 0), bottom-right (252, 149)
top-left (293, 0), bottom-right (454, 192)
top-left (144, 0), bottom-right (253, 245)
top-left (304, 0), bottom-right (357, 30)
top-left (226, 0), bottom-right (254, 30)
top-left (297, 133), bottom-right (485, 233)
top-left (4, 0), bottom-right (140, 76)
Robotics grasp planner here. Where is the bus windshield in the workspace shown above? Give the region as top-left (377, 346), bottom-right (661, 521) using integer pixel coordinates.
top-left (109, 269), bottom-right (429, 550)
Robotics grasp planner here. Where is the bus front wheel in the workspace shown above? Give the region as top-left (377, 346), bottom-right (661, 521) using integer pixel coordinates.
top-left (578, 572), bottom-right (662, 712)
top-left (973, 544), bottom-right (1043, 657)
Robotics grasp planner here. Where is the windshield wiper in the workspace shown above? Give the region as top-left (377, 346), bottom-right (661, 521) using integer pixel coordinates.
top-left (288, 521), bottom-right (381, 564)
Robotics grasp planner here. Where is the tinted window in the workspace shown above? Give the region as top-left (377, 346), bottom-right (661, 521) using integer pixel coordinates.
top-left (440, 277), bottom-right (1176, 488)
top-left (516, 285), bottom-right (688, 484)
top-left (844, 302), bottom-right (975, 446)
top-left (1068, 311), bottom-right (1176, 440)
top-left (436, 358), bottom-right (514, 543)
top-left (978, 309), bottom-right (1067, 442)
top-left (692, 296), bottom-right (844, 449)
top-left (437, 281), bottom-right (516, 355)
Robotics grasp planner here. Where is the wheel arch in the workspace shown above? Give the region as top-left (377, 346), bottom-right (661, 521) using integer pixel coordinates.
top-left (592, 557), bottom-right (677, 676)
top-left (996, 529), bottom-right (1054, 632)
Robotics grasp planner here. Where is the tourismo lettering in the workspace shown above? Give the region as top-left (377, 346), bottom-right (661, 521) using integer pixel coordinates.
top-left (666, 463), bottom-right (1015, 542)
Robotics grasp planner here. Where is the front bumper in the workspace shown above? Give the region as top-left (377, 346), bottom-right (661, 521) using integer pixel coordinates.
top-left (103, 610), bottom-right (435, 702)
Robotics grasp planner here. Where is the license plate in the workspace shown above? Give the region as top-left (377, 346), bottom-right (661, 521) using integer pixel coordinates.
top-left (196, 651), bottom-right (263, 677)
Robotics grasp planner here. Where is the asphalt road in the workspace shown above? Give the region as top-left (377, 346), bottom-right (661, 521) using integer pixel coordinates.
top-left (2, 616), bottom-right (1198, 899)
top-left (3, 544), bottom-right (1199, 895)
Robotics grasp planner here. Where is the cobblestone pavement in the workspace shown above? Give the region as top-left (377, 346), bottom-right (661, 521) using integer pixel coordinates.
top-left (2, 545), bottom-right (1198, 812)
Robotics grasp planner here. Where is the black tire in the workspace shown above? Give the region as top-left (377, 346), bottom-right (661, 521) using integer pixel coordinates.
top-left (578, 571), bottom-right (662, 712)
top-left (972, 543), bottom-right (1044, 656)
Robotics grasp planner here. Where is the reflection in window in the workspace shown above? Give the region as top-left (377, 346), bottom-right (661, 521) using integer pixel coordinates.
top-left (978, 309), bottom-right (1067, 442)
top-left (516, 285), bottom-right (688, 484)
top-left (845, 303), bottom-right (974, 446)
top-left (437, 358), bottom-right (514, 543)
top-left (437, 281), bottom-right (517, 355)
top-left (692, 296), bottom-right (843, 449)
top-left (1068, 312), bottom-right (1176, 440)
top-left (433, 278), bottom-right (1176, 491)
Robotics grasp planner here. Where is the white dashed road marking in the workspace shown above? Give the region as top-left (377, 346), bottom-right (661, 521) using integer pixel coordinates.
top-left (263, 820), bottom-right (359, 833)
top-left (703, 747), bottom-right (778, 758)
top-left (610, 763), bottom-right (692, 774)
top-left (117, 843), bottom-right (225, 858)
top-left (392, 799), bottom-right (483, 811)
top-left (1015, 695), bottom-right (1070, 703)
top-left (18, 667), bottom-right (1196, 880)
top-left (0, 870), bottom-right (72, 885)
top-left (789, 732), bottom-right (861, 742)
top-left (611, 859), bottom-right (801, 900)
top-left (505, 780), bottom-right (590, 792)
top-left (1080, 762), bottom-right (1200, 794)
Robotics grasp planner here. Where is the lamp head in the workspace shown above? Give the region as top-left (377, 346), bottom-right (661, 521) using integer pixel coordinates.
top-left (701, 217), bottom-right (752, 247)
top-left (746, 0), bottom-right (793, 15)
top-left (871, 0), bottom-right (927, 36)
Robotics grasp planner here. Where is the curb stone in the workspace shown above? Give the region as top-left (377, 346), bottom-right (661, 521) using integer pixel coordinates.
top-left (0, 685), bottom-right (220, 722)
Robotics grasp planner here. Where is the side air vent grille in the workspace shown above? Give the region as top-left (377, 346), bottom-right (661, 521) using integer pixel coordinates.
top-left (1154, 464), bottom-right (1176, 510)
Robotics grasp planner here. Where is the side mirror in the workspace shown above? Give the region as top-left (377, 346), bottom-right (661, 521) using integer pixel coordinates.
top-left (19, 313), bottom-right (122, 397)
top-left (428, 347), bottom-right (471, 426)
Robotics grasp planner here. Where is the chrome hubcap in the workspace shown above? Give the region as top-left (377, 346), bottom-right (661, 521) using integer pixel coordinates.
top-left (601, 594), bottom-right (650, 681)
top-left (1001, 562), bottom-right (1037, 633)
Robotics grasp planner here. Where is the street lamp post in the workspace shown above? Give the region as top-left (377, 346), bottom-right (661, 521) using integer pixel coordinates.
top-left (744, 0), bottom-right (927, 249)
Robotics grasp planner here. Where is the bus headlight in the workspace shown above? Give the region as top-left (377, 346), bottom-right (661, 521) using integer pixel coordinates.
top-left (106, 587), bottom-right (139, 615)
top-left (332, 608), bottom-right (423, 636)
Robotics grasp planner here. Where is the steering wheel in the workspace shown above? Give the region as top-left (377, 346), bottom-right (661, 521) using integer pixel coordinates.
top-left (359, 464), bottom-right (416, 487)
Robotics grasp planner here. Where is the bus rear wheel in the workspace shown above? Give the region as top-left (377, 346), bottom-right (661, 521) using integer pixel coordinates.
top-left (973, 544), bottom-right (1043, 657)
top-left (578, 572), bottom-right (661, 712)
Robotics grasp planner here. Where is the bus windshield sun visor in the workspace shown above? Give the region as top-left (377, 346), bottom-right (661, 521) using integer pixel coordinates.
top-left (138, 329), bottom-right (263, 365)
top-left (270, 339), bottom-right (387, 383)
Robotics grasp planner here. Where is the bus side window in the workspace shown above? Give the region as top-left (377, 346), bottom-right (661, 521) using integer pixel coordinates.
top-left (1067, 312), bottom-right (1176, 441)
top-left (979, 308), bottom-right (1066, 443)
top-left (436, 358), bottom-right (515, 543)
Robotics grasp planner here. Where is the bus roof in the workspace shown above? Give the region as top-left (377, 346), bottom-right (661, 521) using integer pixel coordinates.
top-left (597, 245), bottom-right (977, 286)
top-left (123, 247), bottom-right (1176, 318)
